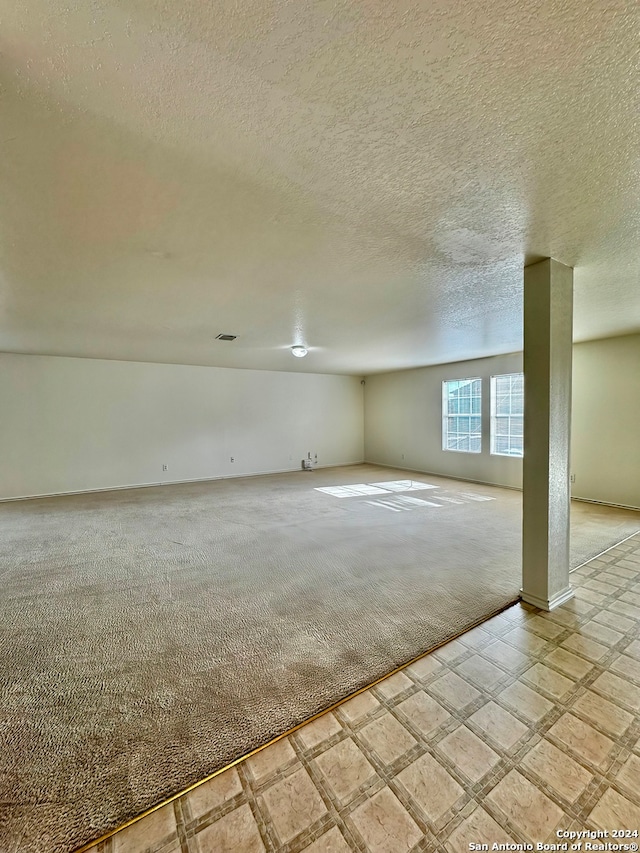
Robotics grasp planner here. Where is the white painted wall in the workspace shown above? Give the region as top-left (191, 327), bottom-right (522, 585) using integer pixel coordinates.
top-left (364, 335), bottom-right (640, 509)
top-left (364, 352), bottom-right (525, 489)
top-left (571, 334), bottom-right (640, 509)
top-left (0, 354), bottom-right (364, 500)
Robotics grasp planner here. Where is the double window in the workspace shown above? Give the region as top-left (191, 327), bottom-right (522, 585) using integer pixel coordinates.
top-left (442, 373), bottom-right (524, 457)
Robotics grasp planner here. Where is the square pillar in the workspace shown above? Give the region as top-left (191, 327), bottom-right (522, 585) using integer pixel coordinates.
top-left (522, 258), bottom-right (574, 611)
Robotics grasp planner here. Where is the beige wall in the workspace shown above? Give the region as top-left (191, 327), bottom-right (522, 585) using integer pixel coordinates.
top-left (0, 354), bottom-right (364, 500)
top-left (3, 335), bottom-right (638, 507)
top-left (364, 335), bottom-right (640, 510)
top-left (571, 334), bottom-right (640, 509)
top-left (364, 352), bottom-right (525, 489)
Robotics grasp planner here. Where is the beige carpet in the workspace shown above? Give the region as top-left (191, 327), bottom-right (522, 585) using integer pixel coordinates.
top-left (0, 464), bottom-right (637, 852)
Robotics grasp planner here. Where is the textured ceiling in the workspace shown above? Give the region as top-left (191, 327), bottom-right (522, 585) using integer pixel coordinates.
top-left (1, 0), bottom-right (638, 374)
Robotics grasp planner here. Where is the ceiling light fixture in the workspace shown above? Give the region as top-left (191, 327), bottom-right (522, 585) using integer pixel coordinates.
top-left (291, 345), bottom-right (308, 358)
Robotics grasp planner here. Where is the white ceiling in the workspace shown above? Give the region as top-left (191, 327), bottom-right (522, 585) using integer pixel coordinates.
top-left (1, 0), bottom-right (638, 375)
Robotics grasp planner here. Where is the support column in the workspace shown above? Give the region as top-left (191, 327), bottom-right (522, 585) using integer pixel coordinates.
top-left (522, 258), bottom-right (574, 611)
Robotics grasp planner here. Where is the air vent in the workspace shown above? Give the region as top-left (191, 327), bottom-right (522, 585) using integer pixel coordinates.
top-left (215, 334), bottom-right (237, 341)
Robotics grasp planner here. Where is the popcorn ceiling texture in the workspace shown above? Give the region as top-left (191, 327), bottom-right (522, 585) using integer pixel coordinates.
top-left (0, 0), bottom-right (638, 372)
top-left (1, 464), bottom-right (638, 852)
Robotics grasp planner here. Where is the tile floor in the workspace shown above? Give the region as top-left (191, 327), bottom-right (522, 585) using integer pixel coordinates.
top-left (84, 534), bottom-right (640, 853)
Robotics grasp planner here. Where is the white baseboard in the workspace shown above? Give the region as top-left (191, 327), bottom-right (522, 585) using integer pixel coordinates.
top-left (520, 586), bottom-right (575, 611)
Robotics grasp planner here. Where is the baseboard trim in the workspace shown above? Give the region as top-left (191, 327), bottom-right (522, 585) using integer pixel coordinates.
top-left (0, 461), bottom-right (366, 504)
top-left (520, 586), bottom-right (575, 611)
top-left (571, 496), bottom-right (640, 512)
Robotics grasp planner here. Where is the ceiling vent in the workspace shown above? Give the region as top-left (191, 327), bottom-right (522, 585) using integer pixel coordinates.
top-left (215, 334), bottom-right (237, 341)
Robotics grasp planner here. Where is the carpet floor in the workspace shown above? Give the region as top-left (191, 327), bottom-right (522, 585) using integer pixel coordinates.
top-left (0, 464), bottom-right (638, 852)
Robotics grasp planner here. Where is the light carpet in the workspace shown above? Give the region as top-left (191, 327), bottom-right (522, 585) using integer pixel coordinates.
top-left (0, 464), bottom-right (637, 852)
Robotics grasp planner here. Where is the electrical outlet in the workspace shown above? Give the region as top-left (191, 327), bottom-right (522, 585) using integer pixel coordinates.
top-left (230, 457), bottom-right (234, 463)
top-left (401, 453), bottom-right (405, 460)
top-left (570, 473), bottom-right (575, 483)
top-left (162, 464), bottom-right (168, 471)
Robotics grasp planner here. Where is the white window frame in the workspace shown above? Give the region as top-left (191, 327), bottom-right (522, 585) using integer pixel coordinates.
top-left (490, 373), bottom-right (524, 458)
top-left (442, 378), bottom-right (482, 454)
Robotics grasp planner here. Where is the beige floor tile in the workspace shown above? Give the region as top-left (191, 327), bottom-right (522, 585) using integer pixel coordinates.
top-left (621, 589), bottom-right (640, 606)
top-left (584, 578), bottom-right (619, 596)
top-left (616, 753), bottom-right (640, 800)
top-left (588, 787), bottom-right (640, 831)
top-left (375, 671), bottom-right (414, 699)
top-left (296, 712), bottom-right (343, 750)
top-left (544, 647), bottom-right (594, 680)
top-left (396, 752), bottom-right (464, 822)
top-left (405, 655), bottom-right (443, 681)
top-left (606, 565), bottom-right (637, 579)
top-left (187, 768), bottom-right (243, 819)
top-left (598, 572), bottom-right (626, 587)
top-left (591, 671), bottom-right (640, 713)
top-left (445, 806), bottom-right (515, 853)
top-left (302, 826), bottom-right (351, 853)
top-left (547, 713), bottom-right (614, 769)
top-left (610, 653), bottom-right (640, 684)
top-left (579, 620), bottom-right (625, 646)
top-left (314, 737), bottom-right (377, 801)
top-left (482, 613), bottom-right (514, 636)
top-left (524, 615), bottom-right (566, 640)
top-left (502, 627), bottom-right (551, 655)
top-left (428, 671), bottom-right (482, 710)
top-left (499, 681), bottom-right (554, 723)
top-left (485, 769), bottom-right (564, 843)
top-left (540, 608), bottom-right (582, 630)
top-left (573, 566), bottom-right (597, 578)
top-left (521, 739), bottom-right (592, 803)
top-left (592, 610), bottom-right (635, 633)
top-left (468, 702), bottom-right (529, 751)
top-left (113, 804), bottom-right (177, 853)
top-left (396, 690), bottom-right (451, 736)
top-left (575, 588), bottom-right (607, 606)
top-left (560, 633), bottom-right (609, 662)
top-left (455, 655), bottom-right (505, 689)
top-left (481, 639), bottom-right (529, 672)
top-left (338, 690), bottom-right (381, 724)
top-left (625, 639), bottom-right (640, 661)
top-left (458, 625), bottom-right (492, 649)
top-left (437, 726), bottom-right (501, 782)
top-left (561, 595), bottom-right (597, 614)
top-left (350, 787), bottom-right (422, 853)
top-left (245, 738), bottom-right (297, 783)
top-left (607, 599), bottom-right (640, 620)
top-left (521, 663), bottom-right (575, 700)
top-left (260, 767), bottom-right (327, 844)
top-left (358, 712), bottom-right (418, 765)
top-left (432, 639), bottom-right (468, 663)
top-left (571, 690), bottom-right (634, 738)
top-left (195, 803), bottom-right (264, 853)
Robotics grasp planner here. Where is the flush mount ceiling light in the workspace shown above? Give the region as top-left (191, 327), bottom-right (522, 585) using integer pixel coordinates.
top-left (291, 345), bottom-right (308, 358)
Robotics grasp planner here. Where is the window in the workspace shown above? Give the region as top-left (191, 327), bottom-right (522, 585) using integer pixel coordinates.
top-left (442, 378), bottom-right (482, 453)
top-left (491, 373), bottom-right (524, 457)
